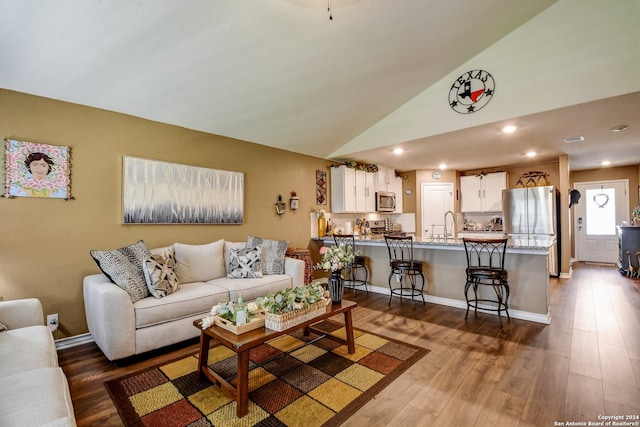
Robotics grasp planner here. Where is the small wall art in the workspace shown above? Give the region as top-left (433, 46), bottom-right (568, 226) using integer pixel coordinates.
top-left (3, 138), bottom-right (71, 199)
top-left (123, 156), bottom-right (244, 224)
top-left (316, 170), bottom-right (327, 205)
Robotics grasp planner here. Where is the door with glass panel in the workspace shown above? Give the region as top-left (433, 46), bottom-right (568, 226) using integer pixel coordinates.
top-left (575, 180), bottom-right (628, 263)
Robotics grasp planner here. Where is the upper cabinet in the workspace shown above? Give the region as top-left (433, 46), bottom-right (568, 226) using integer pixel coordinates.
top-left (392, 176), bottom-right (403, 213)
top-left (331, 165), bottom-right (397, 213)
top-left (460, 171), bottom-right (507, 212)
top-left (331, 166), bottom-right (377, 213)
top-left (375, 166), bottom-right (395, 193)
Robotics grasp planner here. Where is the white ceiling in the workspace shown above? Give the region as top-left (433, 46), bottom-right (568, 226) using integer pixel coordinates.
top-left (0, 0), bottom-right (638, 172)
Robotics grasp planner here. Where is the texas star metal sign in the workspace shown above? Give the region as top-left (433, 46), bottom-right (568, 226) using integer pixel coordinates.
top-left (448, 70), bottom-right (495, 114)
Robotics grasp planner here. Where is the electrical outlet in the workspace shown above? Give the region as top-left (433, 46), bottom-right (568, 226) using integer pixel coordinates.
top-left (47, 313), bottom-right (59, 327)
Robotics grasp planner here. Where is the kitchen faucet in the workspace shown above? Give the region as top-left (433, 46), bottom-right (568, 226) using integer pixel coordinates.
top-left (444, 210), bottom-right (456, 239)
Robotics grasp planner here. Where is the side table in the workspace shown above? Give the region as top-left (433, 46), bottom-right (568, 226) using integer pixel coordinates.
top-left (286, 247), bottom-right (313, 284)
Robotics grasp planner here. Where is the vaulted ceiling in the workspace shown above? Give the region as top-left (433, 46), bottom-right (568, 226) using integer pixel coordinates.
top-left (1, 0), bottom-right (638, 172)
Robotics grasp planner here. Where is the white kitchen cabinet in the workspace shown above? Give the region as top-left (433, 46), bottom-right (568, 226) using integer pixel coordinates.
top-left (331, 166), bottom-right (356, 213)
top-left (364, 171), bottom-right (376, 212)
top-left (392, 176), bottom-right (403, 213)
top-left (331, 166), bottom-right (376, 213)
top-left (375, 166), bottom-right (396, 193)
top-left (460, 171), bottom-right (507, 212)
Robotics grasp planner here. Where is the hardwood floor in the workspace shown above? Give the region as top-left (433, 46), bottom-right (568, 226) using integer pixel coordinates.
top-left (58, 262), bottom-right (640, 426)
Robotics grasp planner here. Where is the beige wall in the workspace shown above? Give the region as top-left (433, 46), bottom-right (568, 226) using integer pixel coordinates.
top-left (0, 89), bottom-right (335, 338)
top-left (571, 165), bottom-right (640, 209)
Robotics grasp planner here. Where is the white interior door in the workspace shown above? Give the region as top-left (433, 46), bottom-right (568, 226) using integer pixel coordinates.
top-left (575, 180), bottom-right (628, 263)
top-left (421, 183), bottom-right (454, 238)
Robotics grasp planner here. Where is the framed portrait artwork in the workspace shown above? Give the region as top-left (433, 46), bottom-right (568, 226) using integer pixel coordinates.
top-left (123, 156), bottom-right (244, 224)
top-left (3, 139), bottom-right (71, 199)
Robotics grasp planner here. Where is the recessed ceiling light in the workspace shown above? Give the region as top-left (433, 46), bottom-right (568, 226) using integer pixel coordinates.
top-left (502, 125), bottom-right (517, 134)
top-left (526, 151), bottom-right (536, 158)
top-left (393, 148), bottom-right (404, 155)
top-left (602, 160), bottom-right (611, 166)
top-left (564, 136), bottom-right (584, 144)
top-left (439, 163), bottom-right (447, 170)
top-left (611, 125), bottom-right (629, 132)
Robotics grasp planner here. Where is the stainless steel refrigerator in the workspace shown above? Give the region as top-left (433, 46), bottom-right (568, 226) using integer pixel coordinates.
top-left (502, 186), bottom-right (560, 276)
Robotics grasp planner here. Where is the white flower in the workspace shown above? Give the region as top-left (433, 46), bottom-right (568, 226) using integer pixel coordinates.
top-left (200, 316), bottom-right (215, 330)
top-left (247, 302), bottom-right (259, 313)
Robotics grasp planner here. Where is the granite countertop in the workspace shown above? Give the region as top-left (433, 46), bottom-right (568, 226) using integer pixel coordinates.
top-left (314, 234), bottom-right (555, 250)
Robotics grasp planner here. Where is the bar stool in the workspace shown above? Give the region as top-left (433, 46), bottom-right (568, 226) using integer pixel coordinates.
top-left (462, 238), bottom-right (510, 328)
top-left (384, 235), bottom-right (425, 304)
top-left (333, 234), bottom-right (369, 294)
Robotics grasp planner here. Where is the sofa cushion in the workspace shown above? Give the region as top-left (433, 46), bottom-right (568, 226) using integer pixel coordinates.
top-left (133, 282), bottom-right (229, 329)
top-left (90, 240), bottom-right (152, 303)
top-left (210, 274), bottom-right (293, 303)
top-left (224, 241), bottom-right (247, 275)
top-left (0, 367), bottom-right (76, 427)
top-left (143, 247), bottom-right (180, 298)
top-left (0, 325), bottom-right (58, 378)
top-left (247, 235), bottom-right (289, 275)
top-left (174, 239), bottom-right (225, 283)
top-left (227, 246), bottom-right (263, 279)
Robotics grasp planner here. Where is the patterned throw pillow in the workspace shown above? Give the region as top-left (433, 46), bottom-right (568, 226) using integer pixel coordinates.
top-left (227, 246), bottom-right (263, 279)
top-left (90, 240), bottom-right (152, 303)
top-left (143, 247), bottom-right (180, 298)
top-left (0, 322), bottom-right (7, 332)
top-left (247, 236), bottom-right (289, 275)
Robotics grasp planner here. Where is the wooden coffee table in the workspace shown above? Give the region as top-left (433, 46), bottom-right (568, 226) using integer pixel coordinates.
top-left (193, 300), bottom-right (358, 417)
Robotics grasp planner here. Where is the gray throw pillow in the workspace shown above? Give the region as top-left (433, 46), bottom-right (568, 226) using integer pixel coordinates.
top-left (90, 240), bottom-right (152, 303)
top-left (247, 235), bottom-right (289, 275)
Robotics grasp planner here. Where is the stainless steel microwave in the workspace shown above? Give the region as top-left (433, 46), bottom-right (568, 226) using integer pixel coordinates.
top-left (376, 191), bottom-right (396, 212)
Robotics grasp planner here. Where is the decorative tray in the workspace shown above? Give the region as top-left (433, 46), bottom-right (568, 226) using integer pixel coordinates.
top-left (213, 315), bottom-right (265, 335)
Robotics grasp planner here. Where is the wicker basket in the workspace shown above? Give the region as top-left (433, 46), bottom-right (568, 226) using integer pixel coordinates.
top-left (264, 300), bottom-right (329, 331)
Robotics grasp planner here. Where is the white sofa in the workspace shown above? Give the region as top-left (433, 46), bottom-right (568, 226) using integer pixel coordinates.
top-left (84, 239), bottom-right (305, 361)
top-left (0, 298), bottom-right (77, 427)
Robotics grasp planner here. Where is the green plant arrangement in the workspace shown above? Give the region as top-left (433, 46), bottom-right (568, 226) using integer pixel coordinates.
top-left (314, 243), bottom-right (357, 272)
top-left (256, 282), bottom-right (328, 314)
top-left (210, 298), bottom-right (260, 324)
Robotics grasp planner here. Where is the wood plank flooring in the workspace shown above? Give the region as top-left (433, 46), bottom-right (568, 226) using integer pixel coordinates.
top-left (58, 262), bottom-right (640, 426)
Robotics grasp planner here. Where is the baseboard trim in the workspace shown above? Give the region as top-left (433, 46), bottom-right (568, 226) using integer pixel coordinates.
top-left (366, 285), bottom-right (550, 324)
top-left (55, 332), bottom-right (94, 350)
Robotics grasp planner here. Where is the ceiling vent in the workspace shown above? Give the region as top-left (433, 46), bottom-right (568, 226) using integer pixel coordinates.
top-left (564, 136), bottom-right (584, 144)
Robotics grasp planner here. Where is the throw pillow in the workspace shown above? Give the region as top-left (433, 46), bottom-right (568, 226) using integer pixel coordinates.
top-left (173, 239), bottom-right (225, 283)
top-left (143, 247), bottom-right (180, 298)
top-left (247, 235), bottom-right (289, 275)
top-left (224, 241), bottom-right (248, 275)
top-left (0, 322), bottom-right (7, 332)
top-left (90, 240), bottom-right (152, 303)
top-left (227, 246), bottom-right (263, 279)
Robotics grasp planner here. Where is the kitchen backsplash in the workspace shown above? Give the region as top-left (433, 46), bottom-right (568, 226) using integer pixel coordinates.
top-left (316, 212), bottom-right (416, 235)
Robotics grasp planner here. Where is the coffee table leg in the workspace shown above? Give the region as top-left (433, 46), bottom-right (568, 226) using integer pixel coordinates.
top-left (236, 350), bottom-right (250, 417)
top-left (197, 332), bottom-right (211, 380)
top-left (344, 310), bottom-right (356, 354)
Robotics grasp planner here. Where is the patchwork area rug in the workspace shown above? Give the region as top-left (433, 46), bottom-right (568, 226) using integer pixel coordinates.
top-left (105, 321), bottom-right (429, 427)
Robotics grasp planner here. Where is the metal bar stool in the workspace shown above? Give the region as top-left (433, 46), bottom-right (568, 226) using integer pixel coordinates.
top-left (333, 234), bottom-right (369, 294)
top-left (462, 238), bottom-right (510, 328)
top-left (384, 235), bottom-right (425, 304)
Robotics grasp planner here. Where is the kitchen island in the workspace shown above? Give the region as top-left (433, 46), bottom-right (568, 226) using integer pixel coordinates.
top-left (311, 235), bottom-right (553, 324)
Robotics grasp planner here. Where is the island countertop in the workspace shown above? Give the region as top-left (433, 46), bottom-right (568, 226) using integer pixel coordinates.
top-left (311, 234), bottom-right (552, 324)
top-left (313, 234), bottom-right (554, 253)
